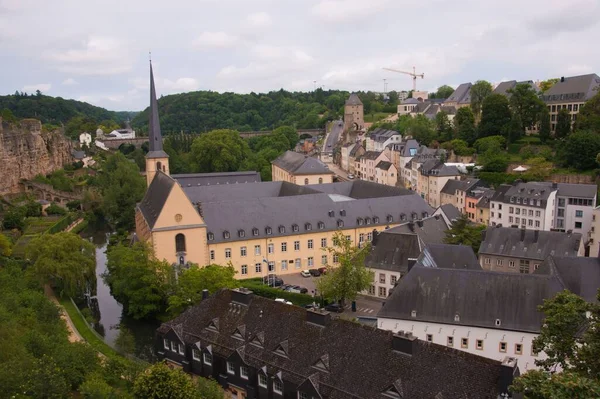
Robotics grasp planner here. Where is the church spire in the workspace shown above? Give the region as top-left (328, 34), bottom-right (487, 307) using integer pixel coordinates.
top-left (148, 60), bottom-right (165, 155)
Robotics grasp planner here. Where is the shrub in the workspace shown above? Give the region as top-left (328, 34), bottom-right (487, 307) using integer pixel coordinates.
top-left (239, 280), bottom-right (315, 306)
top-left (46, 203), bottom-right (67, 215)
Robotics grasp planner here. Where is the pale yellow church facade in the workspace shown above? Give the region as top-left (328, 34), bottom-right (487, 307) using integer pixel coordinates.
top-left (135, 64), bottom-right (434, 279)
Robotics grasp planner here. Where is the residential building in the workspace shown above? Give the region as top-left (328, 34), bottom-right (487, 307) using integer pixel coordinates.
top-left (343, 93), bottom-right (364, 131)
top-left (363, 216), bottom-right (449, 298)
top-left (444, 83), bottom-right (472, 108)
top-left (358, 151), bottom-right (389, 182)
top-left (107, 128), bottom-right (136, 139)
top-left (488, 181), bottom-right (596, 237)
top-left (157, 288), bottom-right (519, 399)
top-left (394, 139), bottom-right (420, 187)
top-left (79, 132), bottom-right (92, 146)
top-left (476, 189), bottom-right (496, 225)
top-left (347, 143), bottom-right (365, 175)
top-left (588, 206), bottom-right (600, 257)
top-left (377, 255), bottom-right (600, 372)
top-left (398, 90), bottom-right (409, 101)
top-left (465, 186), bottom-right (492, 223)
top-left (375, 160), bottom-right (397, 186)
top-left (406, 146), bottom-right (446, 191)
top-left (433, 203), bottom-right (461, 227)
top-left (417, 159), bottom-right (462, 208)
top-left (478, 226), bottom-right (584, 273)
top-left (397, 98), bottom-right (419, 115)
top-left (493, 80), bottom-right (540, 98)
top-left (440, 178), bottom-right (484, 214)
top-left (340, 143), bottom-right (355, 172)
top-left (365, 128), bottom-right (401, 151)
top-left (271, 151), bottom-right (334, 185)
top-left (541, 74), bottom-right (600, 132)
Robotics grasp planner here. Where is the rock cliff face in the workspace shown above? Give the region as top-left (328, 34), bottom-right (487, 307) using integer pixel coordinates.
top-left (0, 118), bottom-right (73, 195)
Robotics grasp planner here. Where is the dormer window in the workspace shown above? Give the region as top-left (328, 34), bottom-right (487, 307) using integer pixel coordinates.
top-left (207, 232), bottom-right (214, 241)
top-left (510, 196), bottom-right (515, 203)
top-left (412, 212), bottom-right (418, 220)
top-left (422, 211), bottom-right (428, 218)
top-left (387, 215), bottom-right (393, 223)
top-left (340, 209), bottom-right (346, 216)
top-left (223, 231), bottom-right (230, 239)
top-left (318, 221), bottom-right (325, 230)
top-left (328, 210), bottom-right (335, 217)
top-left (400, 213), bottom-right (406, 221)
top-left (365, 217), bottom-right (371, 225)
top-left (292, 224), bottom-right (299, 232)
top-left (252, 228), bottom-right (259, 236)
top-left (266, 226), bottom-right (272, 235)
top-left (516, 197), bottom-right (521, 204)
top-left (305, 223), bottom-right (312, 231)
top-left (357, 218), bottom-right (364, 226)
top-left (374, 216), bottom-right (380, 223)
top-left (454, 314), bottom-right (460, 322)
top-left (279, 225), bottom-right (286, 234)
top-left (411, 310), bottom-right (417, 318)
top-left (337, 220), bottom-right (344, 228)
top-left (238, 230), bottom-right (245, 238)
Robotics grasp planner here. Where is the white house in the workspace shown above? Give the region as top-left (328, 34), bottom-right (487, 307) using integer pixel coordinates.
top-left (377, 255), bottom-right (600, 372)
top-left (366, 128), bottom-right (401, 152)
top-left (79, 132), bottom-right (92, 146)
top-left (107, 128), bottom-right (136, 139)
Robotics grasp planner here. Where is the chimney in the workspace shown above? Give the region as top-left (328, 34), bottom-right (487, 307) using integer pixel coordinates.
top-left (392, 331), bottom-right (418, 356)
top-left (306, 308), bottom-right (331, 327)
top-left (498, 357), bottom-right (519, 397)
top-left (231, 288), bottom-right (253, 305)
top-left (372, 229), bottom-right (380, 246)
top-left (534, 230), bottom-right (539, 243)
top-left (408, 222), bottom-right (415, 232)
top-left (416, 220), bottom-right (424, 228)
top-left (552, 182), bottom-right (558, 189)
top-left (560, 76), bottom-right (565, 82)
top-left (481, 229), bottom-right (487, 242)
top-left (520, 228), bottom-right (526, 242)
top-left (202, 289), bottom-right (210, 300)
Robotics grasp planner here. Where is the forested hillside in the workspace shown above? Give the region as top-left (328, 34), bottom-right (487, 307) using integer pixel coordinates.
top-left (131, 89), bottom-right (399, 134)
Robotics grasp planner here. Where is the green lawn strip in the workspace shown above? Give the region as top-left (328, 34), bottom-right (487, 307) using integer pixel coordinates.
top-left (59, 297), bottom-right (120, 360)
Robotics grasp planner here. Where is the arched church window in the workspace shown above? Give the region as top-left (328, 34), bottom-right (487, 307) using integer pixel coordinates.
top-left (319, 177), bottom-right (323, 184)
top-left (157, 161), bottom-right (162, 172)
top-left (304, 178), bottom-right (309, 185)
top-left (175, 233), bottom-right (186, 252)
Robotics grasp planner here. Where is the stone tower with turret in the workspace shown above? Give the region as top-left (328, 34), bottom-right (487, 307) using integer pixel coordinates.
top-left (343, 93), bottom-right (364, 132)
top-left (145, 61), bottom-right (169, 186)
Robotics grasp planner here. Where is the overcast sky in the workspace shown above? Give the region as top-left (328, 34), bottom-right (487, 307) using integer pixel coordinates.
top-left (1, 0), bottom-right (599, 111)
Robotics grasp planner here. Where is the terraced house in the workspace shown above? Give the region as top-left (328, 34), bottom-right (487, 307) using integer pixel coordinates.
top-left (157, 288), bottom-right (519, 398)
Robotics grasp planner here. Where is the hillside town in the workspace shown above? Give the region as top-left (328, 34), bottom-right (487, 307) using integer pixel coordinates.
top-left (2, 1), bottom-right (600, 398)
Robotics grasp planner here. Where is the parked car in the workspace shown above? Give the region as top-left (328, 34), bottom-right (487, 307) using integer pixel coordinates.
top-left (309, 269), bottom-right (321, 277)
top-left (324, 303), bottom-right (344, 313)
top-left (263, 274), bottom-right (283, 286)
top-left (317, 267), bottom-right (327, 275)
top-left (347, 174), bottom-right (355, 179)
top-left (288, 285), bottom-right (308, 294)
top-left (275, 298), bottom-right (293, 305)
top-left (300, 270), bottom-right (311, 278)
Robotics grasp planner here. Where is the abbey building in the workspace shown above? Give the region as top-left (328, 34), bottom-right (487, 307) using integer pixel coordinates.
top-left (135, 64), bottom-right (435, 278)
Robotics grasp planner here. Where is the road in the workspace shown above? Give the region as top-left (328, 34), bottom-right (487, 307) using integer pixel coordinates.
top-left (281, 272), bottom-right (384, 318)
top-left (327, 163), bottom-right (351, 181)
top-left (322, 120), bottom-right (343, 154)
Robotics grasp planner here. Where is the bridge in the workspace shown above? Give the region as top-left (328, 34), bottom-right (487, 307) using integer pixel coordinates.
top-left (23, 182), bottom-right (83, 205)
top-left (96, 128), bottom-right (326, 149)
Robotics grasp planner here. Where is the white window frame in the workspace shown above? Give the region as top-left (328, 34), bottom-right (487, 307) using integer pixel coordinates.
top-left (308, 257), bottom-right (314, 266)
top-left (227, 361), bottom-right (236, 375)
top-left (321, 238), bottom-right (327, 248)
top-left (258, 373), bottom-right (268, 388)
top-left (210, 250), bottom-right (215, 261)
top-left (241, 264), bottom-right (248, 275)
top-left (281, 260), bottom-right (288, 270)
top-left (307, 239), bottom-right (313, 249)
top-left (163, 338), bottom-right (169, 350)
top-left (225, 248), bottom-right (231, 259)
top-left (273, 379), bottom-right (283, 395)
top-left (240, 246), bottom-right (247, 257)
top-left (192, 348), bottom-right (200, 361)
top-left (255, 245), bottom-right (261, 255)
top-left (240, 365), bottom-right (249, 380)
top-left (178, 343), bottom-right (185, 355)
top-left (203, 352), bottom-right (212, 365)
top-left (281, 242), bottom-right (287, 252)
top-left (294, 241), bottom-right (300, 251)
top-left (268, 243), bottom-right (274, 254)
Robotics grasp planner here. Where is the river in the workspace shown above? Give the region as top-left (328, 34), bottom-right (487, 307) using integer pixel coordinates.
top-left (80, 227), bottom-right (159, 361)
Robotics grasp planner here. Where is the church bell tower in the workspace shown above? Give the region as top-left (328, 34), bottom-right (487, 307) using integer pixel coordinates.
top-left (145, 60), bottom-right (169, 186)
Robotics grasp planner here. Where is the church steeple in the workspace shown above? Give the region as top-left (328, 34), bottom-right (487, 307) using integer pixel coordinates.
top-left (145, 59), bottom-right (170, 186)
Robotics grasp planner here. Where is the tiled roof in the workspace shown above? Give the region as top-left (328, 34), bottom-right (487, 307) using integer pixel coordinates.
top-left (541, 74), bottom-right (600, 103)
top-left (137, 171), bottom-right (176, 229)
top-left (445, 83), bottom-right (472, 104)
top-left (349, 144), bottom-right (364, 157)
top-left (440, 179), bottom-right (467, 195)
top-left (476, 189), bottom-right (496, 209)
top-left (417, 243), bottom-right (481, 270)
top-left (158, 289), bottom-right (512, 398)
top-left (361, 151), bottom-right (383, 160)
top-left (537, 256), bottom-right (600, 303)
top-left (386, 215), bottom-right (449, 245)
top-left (369, 127), bottom-right (400, 142)
top-left (345, 93), bottom-right (363, 105)
top-left (478, 226), bottom-right (582, 261)
top-left (420, 159), bottom-right (461, 177)
top-left (376, 160), bottom-right (393, 171)
top-left (399, 139), bottom-right (420, 157)
top-left (147, 62), bottom-right (168, 159)
top-left (272, 151), bottom-right (333, 175)
top-left (557, 183), bottom-right (597, 198)
top-left (437, 204), bottom-right (461, 223)
top-left (173, 171), bottom-right (261, 187)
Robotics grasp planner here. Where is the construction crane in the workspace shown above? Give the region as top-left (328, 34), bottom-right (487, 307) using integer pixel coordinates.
top-left (382, 66), bottom-right (424, 91)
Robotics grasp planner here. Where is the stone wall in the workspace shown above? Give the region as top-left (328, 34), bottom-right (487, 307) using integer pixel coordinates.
top-left (0, 118), bottom-right (73, 195)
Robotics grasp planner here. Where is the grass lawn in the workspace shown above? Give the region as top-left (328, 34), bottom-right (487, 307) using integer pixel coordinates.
top-left (364, 112), bottom-right (390, 123)
top-left (59, 297), bottom-right (120, 360)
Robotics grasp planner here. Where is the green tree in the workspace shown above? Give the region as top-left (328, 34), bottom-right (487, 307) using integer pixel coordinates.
top-left (191, 129), bottom-right (249, 172)
top-left (555, 108), bottom-right (571, 139)
top-left (46, 203), bottom-right (67, 215)
top-left (26, 232), bottom-right (96, 298)
top-left (511, 290), bottom-right (600, 398)
top-left (2, 206), bottom-right (26, 230)
top-left (396, 114), bottom-right (436, 145)
top-left (435, 110), bottom-right (453, 141)
top-left (104, 242), bottom-right (173, 319)
top-left (473, 135), bottom-right (506, 153)
top-left (80, 373), bottom-right (118, 399)
top-left (115, 326), bottom-right (136, 355)
top-left (470, 80), bottom-right (493, 117)
top-left (133, 362), bottom-right (199, 399)
top-left (561, 130), bottom-right (600, 170)
top-left (99, 152), bottom-right (146, 230)
top-left (196, 376), bottom-right (225, 399)
top-left (23, 200), bottom-right (42, 217)
top-left (508, 83), bottom-right (545, 131)
top-left (575, 90), bottom-right (600, 132)
top-left (504, 112), bottom-right (524, 144)
top-left (0, 233), bottom-right (12, 256)
top-left (478, 94), bottom-right (512, 138)
top-left (432, 85), bottom-right (455, 99)
top-left (443, 214), bottom-right (486, 253)
top-left (454, 107), bottom-right (477, 145)
top-left (272, 125), bottom-right (298, 149)
top-left (1, 107), bottom-right (18, 123)
top-left (168, 264), bottom-right (240, 315)
top-left (316, 232), bottom-right (373, 305)
top-left (539, 78), bottom-right (559, 93)
top-left (539, 107), bottom-right (551, 143)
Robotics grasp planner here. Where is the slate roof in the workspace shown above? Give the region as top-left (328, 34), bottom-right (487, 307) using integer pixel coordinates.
top-left (492, 181), bottom-right (597, 205)
top-left (345, 93), bottom-right (363, 106)
top-left (399, 139), bottom-right (420, 157)
top-left (147, 62), bottom-right (168, 159)
top-left (541, 73), bottom-right (600, 103)
top-left (71, 150), bottom-right (85, 160)
top-left (349, 144), bottom-right (364, 157)
top-left (441, 179), bottom-right (466, 195)
top-left (401, 98), bottom-right (419, 104)
top-left (478, 226), bottom-right (582, 260)
top-left (361, 151), bottom-right (383, 160)
top-left (556, 183), bottom-right (597, 199)
top-left (385, 215), bottom-right (449, 245)
top-left (420, 159), bottom-right (461, 177)
top-left (173, 171), bottom-right (261, 187)
top-left (445, 83), bottom-right (472, 104)
top-left (272, 151), bottom-right (333, 175)
top-left (477, 189), bottom-right (496, 209)
top-left (440, 105), bottom-right (457, 115)
top-left (437, 204), bottom-right (462, 223)
top-left (364, 232), bottom-right (420, 273)
top-left (137, 171), bottom-right (176, 229)
top-left (417, 243), bottom-right (482, 270)
top-left (184, 180), bottom-right (433, 243)
top-left (377, 266), bottom-right (566, 333)
top-left (376, 160), bottom-right (393, 171)
top-left (369, 128), bottom-right (400, 142)
top-left (537, 256), bottom-right (600, 303)
top-left (158, 289), bottom-right (511, 398)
